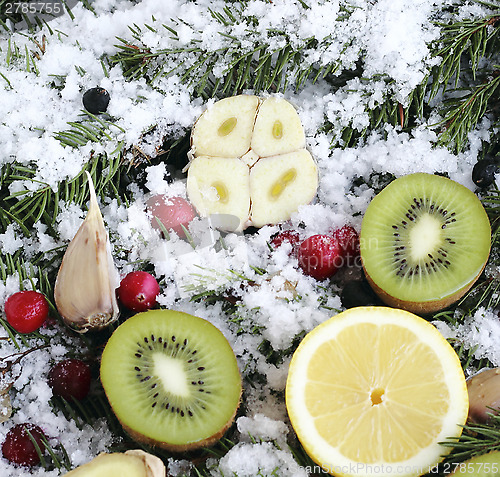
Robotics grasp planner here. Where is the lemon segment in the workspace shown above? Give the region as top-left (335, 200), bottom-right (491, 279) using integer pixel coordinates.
top-left (285, 307), bottom-right (468, 477)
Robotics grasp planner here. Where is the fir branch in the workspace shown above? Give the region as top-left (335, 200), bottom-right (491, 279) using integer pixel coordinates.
top-left (429, 13), bottom-right (500, 99)
top-left (111, 1), bottom-right (358, 98)
top-left (441, 414), bottom-right (500, 463)
top-left (435, 70), bottom-right (500, 152)
top-left (53, 110), bottom-right (126, 149)
top-left (0, 150), bottom-right (130, 238)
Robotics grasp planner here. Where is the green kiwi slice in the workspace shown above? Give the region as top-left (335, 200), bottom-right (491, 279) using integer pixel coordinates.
top-left (448, 450), bottom-right (500, 475)
top-left (100, 309), bottom-right (241, 452)
top-left (360, 173), bottom-right (491, 314)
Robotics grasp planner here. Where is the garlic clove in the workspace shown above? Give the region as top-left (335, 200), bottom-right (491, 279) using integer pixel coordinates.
top-left (467, 367), bottom-right (500, 423)
top-left (125, 450), bottom-right (166, 477)
top-left (54, 172), bottom-right (120, 333)
top-left (63, 450), bottom-right (166, 476)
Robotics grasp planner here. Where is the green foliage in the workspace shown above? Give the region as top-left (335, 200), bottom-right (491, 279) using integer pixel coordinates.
top-left (111, 0), bottom-right (358, 99)
top-left (53, 110), bottom-right (126, 149)
top-left (441, 414), bottom-right (500, 463)
top-left (0, 151), bottom-right (130, 240)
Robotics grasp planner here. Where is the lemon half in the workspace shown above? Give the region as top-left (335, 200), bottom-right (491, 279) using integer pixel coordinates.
top-left (285, 307), bottom-right (468, 477)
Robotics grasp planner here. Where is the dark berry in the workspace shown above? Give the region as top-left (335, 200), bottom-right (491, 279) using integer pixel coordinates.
top-left (472, 158), bottom-right (498, 188)
top-left (340, 280), bottom-right (381, 309)
top-left (146, 195), bottom-right (197, 237)
top-left (117, 271), bottom-right (160, 312)
top-left (332, 225), bottom-right (360, 266)
top-left (298, 234), bottom-right (344, 281)
top-left (48, 359), bottom-right (92, 401)
top-left (2, 424), bottom-right (46, 467)
top-left (82, 87), bottom-right (110, 114)
top-left (270, 230), bottom-right (301, 257)
top-left (4, 291), bottom-right (49, 334)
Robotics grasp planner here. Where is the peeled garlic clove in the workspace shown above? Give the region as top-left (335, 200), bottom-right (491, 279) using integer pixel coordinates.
top-left (54, 172), bottom-right (120, 333)
top-left (467, 367), bottom-right (500, 423)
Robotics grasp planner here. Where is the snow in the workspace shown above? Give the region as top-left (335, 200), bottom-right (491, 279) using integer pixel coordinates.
top-left (435, 307), bottom-right (500, 369)
top-left (0, 0), bottom-right (497, 474)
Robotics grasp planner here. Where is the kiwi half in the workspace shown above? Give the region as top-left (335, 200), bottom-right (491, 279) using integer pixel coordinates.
top-left (100, 309), bottom-right (241, 452)
top-left (360, 173), bottom-right (491, 314)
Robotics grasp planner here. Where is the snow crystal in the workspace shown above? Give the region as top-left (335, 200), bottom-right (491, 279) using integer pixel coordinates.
top-left (210, 442), bottom-right (308, 477)
top-left (237, 414), bottom-right (289, 446)
top-left (434, 308), bottom-right (500, 367)
top-left (0, 225), bottom-right (24, 255)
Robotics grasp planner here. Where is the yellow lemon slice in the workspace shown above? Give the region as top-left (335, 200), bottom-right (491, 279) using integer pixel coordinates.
top-left (285, 307), bottom-right (468, 477)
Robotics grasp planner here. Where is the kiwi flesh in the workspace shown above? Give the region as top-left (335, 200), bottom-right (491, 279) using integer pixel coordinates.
top-left (448, 450), bottom-right (500, 475)
top-left (100, 309), bottom-right (242, 452)
top-left (360, 173), bottom-right (491, 314)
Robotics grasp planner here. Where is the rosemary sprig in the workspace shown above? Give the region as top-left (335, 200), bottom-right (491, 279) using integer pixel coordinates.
top-left (436, 71), bottom-right (500, 152)
top-left (441, 414), bottom-right (500, 463)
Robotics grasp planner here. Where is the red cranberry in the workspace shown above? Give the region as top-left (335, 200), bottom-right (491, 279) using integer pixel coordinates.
top-left (48, 359), bottom-right (91, 401)
top-left (270, 230), bottom-right (301, 257)
top-left (146, 195), bottom-right (197, 237)
top-left (2, 423), bottom-right (46, 467)
top-left (4, 291), bottom-right (49, 334)
top-left (117, 271), bottom-right (160, 312)
top-left (332, 225), bottom-right (360, 267)
top-left (298, 235), bottom-right (344, 281)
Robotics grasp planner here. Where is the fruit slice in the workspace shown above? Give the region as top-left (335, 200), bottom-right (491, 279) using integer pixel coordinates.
top-left (64, 450), bottom-right (165, 476)
top-left (285, 307), bottom-right (469, 477)
top-left (100, 309), bottom-right (241, 452)
top-left (251, 97), bottom-right (305, 157)
top-left (187, 94), bottom-right (318, 231)
top-left (360, 173), bottom-right (491, 314)
top-left (249, 150), bottom-right (317, 228)
top-left (186, 156), bottom-right (251, 231)
top-left (448, 451), bottom-right (500, 475)
top-left (191, 95), bottom-right (259, 158)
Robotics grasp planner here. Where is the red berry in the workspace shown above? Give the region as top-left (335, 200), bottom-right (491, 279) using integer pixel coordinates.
top-left (146, 195), bottom-right (197, 237)
top-left (48, 359), bottom-right (91, 401)
top-left (4, 291), bottom-right (49, 334)
top-left (117, 271), bottom-right (160, 312)
top-left (2, 423), bottom-right (46, 467)
top-left (270, 230), bottom-right (301, 257)
top-left (298, 234), bottom-right (344, 281)
top-left (332, 225), bottom-right (360, 266)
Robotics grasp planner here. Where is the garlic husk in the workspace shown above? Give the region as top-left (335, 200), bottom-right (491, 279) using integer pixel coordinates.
top-left (467, 367), bottom-right (500, 423)
top-left (125, 450), bottom-right (166, 477)
top-left (63, 450), bottom-right (166, 476)
top-left (0, 393), bottom-right (12, 423)
top-left (54, 172), bottom-right (120, 333)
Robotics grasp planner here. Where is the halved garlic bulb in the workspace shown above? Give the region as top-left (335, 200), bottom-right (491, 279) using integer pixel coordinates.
top-left (54, 172), bottom-right (120, 333)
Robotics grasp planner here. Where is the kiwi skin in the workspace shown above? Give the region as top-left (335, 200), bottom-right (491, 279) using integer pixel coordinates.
top-left (120, 409), bottom-right (239, 453)
top-left (363, 264), bottom-right (486, 315)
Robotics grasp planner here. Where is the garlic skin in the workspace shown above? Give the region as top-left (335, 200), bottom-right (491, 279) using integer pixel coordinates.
top-left (63, 450), bottom-right (166, 476)
top-left (54, 172), bottom-right (120, 333)
top-left (125, 450), bottom-right (166, 477)
top-left (467, 367), bottom-right (500, 423)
